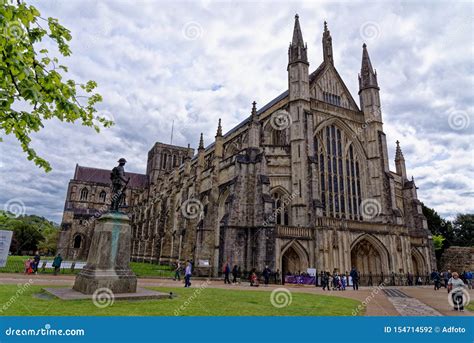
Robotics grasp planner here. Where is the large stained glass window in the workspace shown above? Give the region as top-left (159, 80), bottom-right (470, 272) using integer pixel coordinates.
top-left (315, 125), bottom-right (362, 220)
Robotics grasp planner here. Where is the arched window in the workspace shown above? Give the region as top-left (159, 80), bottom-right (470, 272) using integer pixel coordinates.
top-left (99, 191), bottom-right (106, 202)
top-left (271, 191), bottom-right (289, 225)
top-left (315, 124), bottom-right (362, 220)
top-left (80, 188), bottom-right (88, 201)
top-left (162, 153), bottom-right (168, 169)
top-left (73, 235), bottom-right (82, 249)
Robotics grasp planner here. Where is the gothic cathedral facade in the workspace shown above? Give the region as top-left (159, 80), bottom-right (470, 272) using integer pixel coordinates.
top-left (58, 16), bottom-right (435, 280)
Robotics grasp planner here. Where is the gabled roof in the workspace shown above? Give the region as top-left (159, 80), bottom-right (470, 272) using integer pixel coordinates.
top-left (73, 165), bottom-right (148, 189)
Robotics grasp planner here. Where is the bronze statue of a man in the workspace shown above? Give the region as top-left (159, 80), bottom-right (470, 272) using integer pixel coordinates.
top-left (110, 158), bottom-right (130, 212)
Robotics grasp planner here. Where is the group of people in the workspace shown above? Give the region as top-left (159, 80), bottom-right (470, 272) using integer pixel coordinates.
top-left (23, 251), bottom-right (41, 274)
top-left (173, 260), bottom-right (193, 287)
top-left (320, 267), bottom-right (360, 291)
top-left (23, 252), bottom-right (63, 275)
top-left (430, 269), bottom-right (473, 291)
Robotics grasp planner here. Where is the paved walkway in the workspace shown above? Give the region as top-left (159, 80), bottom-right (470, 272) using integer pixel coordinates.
top-left (1, 273), bottom-right (472, 316)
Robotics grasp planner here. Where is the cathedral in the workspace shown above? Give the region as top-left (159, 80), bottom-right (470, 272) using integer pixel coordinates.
top-left (58, 16), bottom-right (436, 282)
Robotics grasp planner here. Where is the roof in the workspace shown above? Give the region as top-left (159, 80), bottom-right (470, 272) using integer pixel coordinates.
top-left (73, 165), bottom-right (148, 189)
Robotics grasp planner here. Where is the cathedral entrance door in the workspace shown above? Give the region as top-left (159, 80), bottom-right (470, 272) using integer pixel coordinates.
top-left (282, 246), bottom-right (302, 275)
top-left (350, 238), bottom-right (384, 275)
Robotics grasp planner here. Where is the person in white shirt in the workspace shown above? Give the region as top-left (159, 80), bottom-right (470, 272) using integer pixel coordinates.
top-left (184, 261), bottom-right (192, 288)
top-left (448, 272), bottom-right (466, 311)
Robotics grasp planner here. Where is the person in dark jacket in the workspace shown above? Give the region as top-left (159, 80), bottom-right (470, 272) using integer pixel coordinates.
top-left (232, 265), bottom-right (239, 283)
top-left (263, 266), bottom-right (271, 286)
top-left (52, 254), bottom-right (62, 275)
top-left (33, 251), bottom-right (41, 274)
top-left (431, 270), bottom-right (441, 290)
top-left (350, 267), bottom-right (359, 290)
top-left (223, 262), bottom-right (231, 284)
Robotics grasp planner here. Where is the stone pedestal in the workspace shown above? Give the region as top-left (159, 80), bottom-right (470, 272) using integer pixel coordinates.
top-left (73, 212), bottom-right (137, 294)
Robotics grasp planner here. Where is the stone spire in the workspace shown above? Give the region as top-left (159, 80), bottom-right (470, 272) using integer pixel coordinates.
top-left (288, 14), bottom-right (308, 65)
top-left (198, 133), bottom-right (204, 151)
top-left (251, 101), bottom-right (258, 122)
top-left (322, 21), bottom-right (334, 64)
top-left (395, 140), bottom-right (404, 161)
top-left (395, 140), bottom-right (407, 180)
top-left (216, 118), bottom-right (222, 137)
top-left (359, 43), bottom-right (379, 92)
top-left (249, 101), bottom-right (260, 148)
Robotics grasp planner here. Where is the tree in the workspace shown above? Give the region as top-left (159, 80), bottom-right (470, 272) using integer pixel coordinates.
top-left (11, 221), bottom-right (44, 254)
top-left (432, 234), bottom-right (445, 251)
top-left (452, 213), bottom-right (473, 247)
top-left (1, 0), bottom-right (112, 171)
top-left (37, 226), bottom-right (58, 255)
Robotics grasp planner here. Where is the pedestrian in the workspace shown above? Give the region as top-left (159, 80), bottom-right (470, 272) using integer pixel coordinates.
top-left (465, 270), bottom-right (472, 290)
top-left (52, 253), bottom-right (62, 275)
top-left (33, 251), bottom-right (41, 274)
top-left (232, 265), bottom-right (238, 283)
top-left (24, 258), bottom-right (31, 274)
top-left (173, 261), bottom-right (181, 281)
top-left (275, 269), bottom-right (280, 285)
top-left (223, 262), bottom-right (231, 284)
top-left (341, 275), bottom-right (347, 290)
top-left (263, 265), bottom-right (271, 286)
top-left (350, 267), bottom-right (359, 290)
top-left (443, 270), bottom-right (450, 288)
top-left (448, 272), bottom-right (466, 312)
top-left (184, 260), bottom-right (192, 287)
top-left (250, 271), bottom-right (259, 287)
top-left (431, 270), bottom-right (441, 290)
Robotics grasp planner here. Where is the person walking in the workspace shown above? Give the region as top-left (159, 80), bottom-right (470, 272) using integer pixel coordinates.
top-left (350, 267), bottom-right (359, 290)
top-left (431, 270), bottom-right (441, 290)
top-left (232, 265), bottom-right (238, 284)
top-left (443, 270), bottom-right (450, 288)
top-left (465, 270), bottom-right (473, 290)
top-left (184, 260), bottom-right (192, 287)
top-left (52, 253), bottom-right (62, 275)
top-left (223, 262), bottom-right (231, 284)
top-left (448, 272), bottom-right (466, 311)
top-left (263, 265), bottom-right (271, 286)
top-left (33, 251), bottom-right (41, 274)
top-left (173, 261), bottom-right (181, 281)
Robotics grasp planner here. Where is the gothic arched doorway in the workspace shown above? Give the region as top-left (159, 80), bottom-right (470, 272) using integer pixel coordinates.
top-left (411, 249), bottom-right (426, 276)
top-left (281, 241), bottom-right (309, 276)
top-left (350, 237), bottom-right (386, 275)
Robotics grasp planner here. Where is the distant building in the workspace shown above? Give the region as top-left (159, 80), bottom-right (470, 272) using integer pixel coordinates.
top-left (58, 16), bottom-right (435, 281)
top-left (57, 165), bottom-right (148, 260)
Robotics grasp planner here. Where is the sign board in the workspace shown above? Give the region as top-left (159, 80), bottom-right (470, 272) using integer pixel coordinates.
top-left (0, 230), bottom-right (13, 267)
top-left (307, 268), bottom-right (316, 276)
top-left (198, 259), bottom-right (209, 267)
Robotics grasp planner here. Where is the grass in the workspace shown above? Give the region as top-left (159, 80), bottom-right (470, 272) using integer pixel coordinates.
top-left (1, 256), bottom-right (174, 277)
top-left (0, 284), bottom-right (362, 316)
top-left (466, 303), bottom-right (474, 312)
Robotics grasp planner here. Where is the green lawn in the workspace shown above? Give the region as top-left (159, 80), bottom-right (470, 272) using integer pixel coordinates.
top-left (1, 256), bottom-right (174, 278)
top-left (0, 284), bottom-right (362, 316)
top-left (467, 303), bottom-right (474, 312)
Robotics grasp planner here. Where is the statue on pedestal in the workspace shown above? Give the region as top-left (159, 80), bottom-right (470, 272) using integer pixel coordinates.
top-left (110, 158), bottom-right (130, 212)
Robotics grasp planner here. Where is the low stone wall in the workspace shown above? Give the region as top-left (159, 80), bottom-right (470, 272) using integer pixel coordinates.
top-left (439, 246), bottom-right (474, 272)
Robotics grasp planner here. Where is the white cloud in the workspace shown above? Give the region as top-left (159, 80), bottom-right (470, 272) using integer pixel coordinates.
top-left (1, 0), bottom-right (472, 223)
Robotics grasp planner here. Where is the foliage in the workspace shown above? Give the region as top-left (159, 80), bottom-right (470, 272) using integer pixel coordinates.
top-left (10, 221), bottom-right (43, 254)
top-left (0, 210), bottom-right (58, 254)
top-left (431, 234), bottom-right (445, 251)
top-left (0, 0), bottom-right (113, 171)
top-left (452, 213), bottom-right (473, 247)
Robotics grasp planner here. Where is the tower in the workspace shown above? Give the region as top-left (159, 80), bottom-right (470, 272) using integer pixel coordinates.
top-left (288, 14), bottom-right (310, 226)
top-left (358, 43), bottom-right (391, 218)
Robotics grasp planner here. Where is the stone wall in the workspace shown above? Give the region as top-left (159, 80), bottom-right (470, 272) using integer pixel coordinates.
top-left (439, 246), bottom-right (474, 272)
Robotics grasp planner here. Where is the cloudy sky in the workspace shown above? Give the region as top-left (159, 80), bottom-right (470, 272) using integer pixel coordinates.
top-left (1, 0), bottom-right (472, 223)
